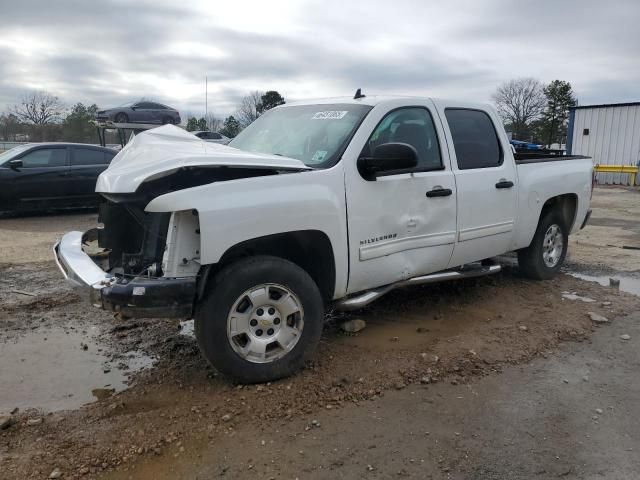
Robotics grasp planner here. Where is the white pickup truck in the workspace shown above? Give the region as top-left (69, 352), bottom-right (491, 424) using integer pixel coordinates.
top-left (54, 94), bottom-right (593, 382)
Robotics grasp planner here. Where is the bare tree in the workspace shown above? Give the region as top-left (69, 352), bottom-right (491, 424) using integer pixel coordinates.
top-left (236, 91), bottom-right (264, 127)
top-left (13, 90), bottom-right (64, 125)
top-left (205, 112), bottom-right (222, 132)
top-left (492, 78), bottom-right (546, 140)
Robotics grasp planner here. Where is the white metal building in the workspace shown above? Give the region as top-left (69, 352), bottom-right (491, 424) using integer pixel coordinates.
top-left (567, 102), bottom-right (640, 185)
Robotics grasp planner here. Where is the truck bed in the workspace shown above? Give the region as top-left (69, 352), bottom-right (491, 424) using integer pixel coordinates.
top-left (514, 153), bottom-right (591, 164)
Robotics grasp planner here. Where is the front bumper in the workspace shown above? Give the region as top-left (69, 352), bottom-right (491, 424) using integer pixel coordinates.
top-left (54, 231), bottom-right (196, 318)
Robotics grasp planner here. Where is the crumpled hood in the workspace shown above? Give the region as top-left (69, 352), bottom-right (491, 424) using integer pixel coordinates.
top-left (96, 125), bottom-right (310, 193)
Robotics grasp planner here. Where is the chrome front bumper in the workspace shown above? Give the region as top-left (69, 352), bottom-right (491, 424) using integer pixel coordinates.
top-left (54, 231), bottom-right (196, 318)
top-left (53, 231), bottom-right (115, 306)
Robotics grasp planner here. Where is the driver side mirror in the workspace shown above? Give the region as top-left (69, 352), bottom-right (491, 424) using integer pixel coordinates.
top-left (8, 159), bottom-right (23, 170)
top-left (357, 142), bottom-right (418, 180)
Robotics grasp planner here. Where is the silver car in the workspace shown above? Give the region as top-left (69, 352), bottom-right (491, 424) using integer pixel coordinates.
top-left (192, 131), bottom-right (231, 145)
top-left (96, 101), bottom-right (181, 125)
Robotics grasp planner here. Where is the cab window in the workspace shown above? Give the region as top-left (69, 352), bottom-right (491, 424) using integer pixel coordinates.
top-left (445, 109), bottom-right (503, 169)
top-left (361, 107), bottom-right (442, 173)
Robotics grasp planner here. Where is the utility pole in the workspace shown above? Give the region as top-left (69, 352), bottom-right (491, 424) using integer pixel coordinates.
top-left (205, 76), bottom-right (208, 117)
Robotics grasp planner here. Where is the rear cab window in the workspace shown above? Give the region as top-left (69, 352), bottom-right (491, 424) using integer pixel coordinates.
top-left (444, 109), bottom-right (503, 170)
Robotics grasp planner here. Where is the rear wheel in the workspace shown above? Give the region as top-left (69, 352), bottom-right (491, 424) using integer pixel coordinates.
top-left (115, 113), bottom-right (128, 123)
top-left (195, 256), bottom-right (324, 383)
top-left (518, 210), bottom-right (568, 280)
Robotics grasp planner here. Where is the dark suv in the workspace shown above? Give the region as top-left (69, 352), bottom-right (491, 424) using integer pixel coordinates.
top-left (95, 101), bottom-right (181, 125)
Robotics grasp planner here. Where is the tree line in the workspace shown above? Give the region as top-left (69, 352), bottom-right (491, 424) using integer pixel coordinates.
top-left (492, 78), bottom-right (577, 146)
top-left (0, 92), bottom-right (101, 143)
top-left (184, 90), bottom-right (285, 137)
top-left (1, 81), bottom-right (575, 147)
top-left (0, 89), bottom-right (286, 143)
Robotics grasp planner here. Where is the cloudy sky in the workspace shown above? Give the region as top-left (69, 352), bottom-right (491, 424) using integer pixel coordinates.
top-left (0, 0), bottom-right (638, 118)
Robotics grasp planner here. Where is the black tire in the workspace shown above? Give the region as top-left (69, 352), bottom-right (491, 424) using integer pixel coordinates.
top-left (162, 116), bottom-right (175, 125)
top-left (115, 113), bottom-right (128, 123)
top-left (195, 255), bottom-right (324, 383)
top-left (518, 210), bottom-right (568, 280)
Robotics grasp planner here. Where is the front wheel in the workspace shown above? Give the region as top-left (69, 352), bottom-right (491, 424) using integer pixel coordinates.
top-left (518, 210), bottom-right (568, 280)
top-left (195, 256), bottom-right (324, 383)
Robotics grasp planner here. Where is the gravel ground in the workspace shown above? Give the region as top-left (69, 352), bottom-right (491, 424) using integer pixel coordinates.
top-left (0, 187), bottom-right (639, 480)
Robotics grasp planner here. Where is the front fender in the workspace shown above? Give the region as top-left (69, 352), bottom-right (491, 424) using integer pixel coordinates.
top-left (145, 166), bottom-right (349, 297)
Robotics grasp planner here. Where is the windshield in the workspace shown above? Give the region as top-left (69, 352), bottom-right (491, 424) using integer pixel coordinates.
top-left (229, 103), bottom-right (372, 168)
top-left (0, 144), bottom-right (32, 165)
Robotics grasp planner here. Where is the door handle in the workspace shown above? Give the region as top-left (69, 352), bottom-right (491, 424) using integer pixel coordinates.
top-left (426, 188), bottom-right (453, 197)
top-left (495, 180), bottom-right (514, 189)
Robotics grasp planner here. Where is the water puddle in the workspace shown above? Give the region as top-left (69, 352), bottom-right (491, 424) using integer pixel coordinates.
top-left (0, 327), bottom-right (154, 415)
top-left (567, 272), bottom-right (640, 297)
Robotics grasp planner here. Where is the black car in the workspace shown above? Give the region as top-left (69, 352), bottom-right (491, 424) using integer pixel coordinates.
top-left (0, 143), bottom-right (117, 213)
top-left (95, 101), bottom-right (181, 125)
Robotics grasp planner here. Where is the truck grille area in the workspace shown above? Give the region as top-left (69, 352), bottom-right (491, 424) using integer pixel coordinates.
top-left (97, 198), bottom-right (170, 276)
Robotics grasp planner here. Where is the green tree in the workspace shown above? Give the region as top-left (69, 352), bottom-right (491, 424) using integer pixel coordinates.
top-left (257, 90), bottom-right (285, 114)
top-left (0, 113), bottom-right (21, 141)
top-left (541, 80), bottom-right (577, 147)
top-left (186, 117), bottom-right (208, 131)
top-left (186, 117), bottom-right (199, 131)
top-left (62, 103), bottom-right (99, 142)
top-left (219, 115), bottom-right (242, 138)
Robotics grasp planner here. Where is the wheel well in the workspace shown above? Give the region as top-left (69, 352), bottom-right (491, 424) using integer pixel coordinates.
top-left (540, 193), bottom-right (578, 231)
top-left (198, 231), bottom-right (336, 304)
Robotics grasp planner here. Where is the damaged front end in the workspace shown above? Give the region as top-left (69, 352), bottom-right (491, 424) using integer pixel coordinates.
top-left (55, 196), bottom-right (200, 319)
top-left (54, 125), bottom-right (311, 319)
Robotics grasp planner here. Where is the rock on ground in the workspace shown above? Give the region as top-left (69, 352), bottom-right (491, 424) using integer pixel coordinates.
top-left (340, 319), bottom-right (366, 333)
top-left (587, 312), bottom-right (609, 324)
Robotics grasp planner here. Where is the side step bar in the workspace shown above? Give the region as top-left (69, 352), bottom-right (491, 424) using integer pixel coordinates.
top-left (333, 264), bottom-right (501, 311)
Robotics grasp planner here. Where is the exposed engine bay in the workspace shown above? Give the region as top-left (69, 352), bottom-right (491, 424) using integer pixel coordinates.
top-left (92, 166), bottom-right (279, 278)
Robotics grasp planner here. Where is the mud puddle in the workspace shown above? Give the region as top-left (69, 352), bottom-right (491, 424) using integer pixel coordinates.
top-left (568, 272), bottom-right (640, 297)
top-left (0, 327), bottom-right (154, 415)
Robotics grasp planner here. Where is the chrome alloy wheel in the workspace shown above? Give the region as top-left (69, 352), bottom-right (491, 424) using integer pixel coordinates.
top-left (227, 283), bottom-right (304, 363)
top-left (542, 224), bottom-right (564, 268)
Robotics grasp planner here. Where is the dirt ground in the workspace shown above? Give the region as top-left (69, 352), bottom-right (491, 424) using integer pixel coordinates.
top-left (1, 186), bottom-right (639, 480)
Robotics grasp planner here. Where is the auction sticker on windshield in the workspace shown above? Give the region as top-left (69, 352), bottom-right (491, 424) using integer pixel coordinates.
top-left (311, 111), bottom-right (348, 120)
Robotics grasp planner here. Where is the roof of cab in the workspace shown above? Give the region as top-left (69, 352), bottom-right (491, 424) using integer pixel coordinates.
top-left (282, 95), bottom-right (495, 113)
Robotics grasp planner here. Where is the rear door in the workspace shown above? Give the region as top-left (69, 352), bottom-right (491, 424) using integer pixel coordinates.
top-left (6, 146), bottom-right (70, 207)
top-left (345, 100), bottom-right (457, 294)
top-left (435, 104), bottom-right (517, 267)
top-left (67, 147), bottom-right (114, 205)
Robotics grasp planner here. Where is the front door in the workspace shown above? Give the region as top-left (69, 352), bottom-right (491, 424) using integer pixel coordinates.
top-left (437, 106), bottom-right (518, 267)
top-left (345, 101), bottom-right (457, 294)
top-left (10, 146), bottom-right (70, 208)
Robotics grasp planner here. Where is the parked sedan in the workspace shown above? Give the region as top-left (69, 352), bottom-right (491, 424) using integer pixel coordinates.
top-left (0, 143), bottom-right (117, 213)
top-left (95, 101), bottom-right (181, 125)
top-left (191, 130), bottom-right (231, 145)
